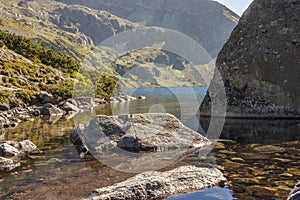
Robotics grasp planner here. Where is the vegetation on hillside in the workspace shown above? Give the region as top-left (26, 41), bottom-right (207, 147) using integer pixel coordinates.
top-left (0, 30), bottom-right (80, 74)
top-left (0, 30), bottom-right (118, 106)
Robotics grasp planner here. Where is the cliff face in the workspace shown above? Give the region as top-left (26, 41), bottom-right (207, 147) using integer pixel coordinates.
top-left (51, 5), bottom-right (138, 45)
top-left (56, 0), bottom-right (239, 57)
top-left (201, 0), bottom-right (300, 117)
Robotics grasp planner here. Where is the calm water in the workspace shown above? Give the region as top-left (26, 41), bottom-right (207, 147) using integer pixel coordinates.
top-left (0, 86), bottom-right (299, 200)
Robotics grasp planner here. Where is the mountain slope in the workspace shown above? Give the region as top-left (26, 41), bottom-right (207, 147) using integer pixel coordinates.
top-left (56, 0), bottom-right (239, 57)
top-left (0, 0), bottom-right (239, 89)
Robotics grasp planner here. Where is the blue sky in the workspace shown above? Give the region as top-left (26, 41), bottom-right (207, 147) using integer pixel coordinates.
top-left (214, 0), bottom-right (254, 16)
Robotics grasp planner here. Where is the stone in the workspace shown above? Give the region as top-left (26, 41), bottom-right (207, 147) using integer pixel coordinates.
top-left (94, 98), bottom-right (107, 104)
top-left (200, 0), bottom-right (300, 117)
top-left (0, 143), bottom-right (19, 157)
top-left (71, 113), bottom-right (211, 154)
top-left (109, 97), bottom-right (119, 103)
top-left (0, 102), bottom-right (9, 111)
top-left (288, 182), bottom-right (300, 200)
top-left (230, 157), bottom-right (245, 162)
top-left (0, 157), bottom-right (20, 171)
top-left (39, 91), bottom-right (54, 104)
top-left (85, 165), bottom-right (226, 200)
top-left (71, 113), bottom-right (211, 172)
top-left (62, 102), bottom-right (79, 113)
top-left (253, 145), bottom-right (286, 154)
top-left (59, 98), bottom-right (79, 108)
top-left (18, 114), bottom-right (33, 122)
top-left (30, 109), bottom-right (41, 117)
top-left (246, 186), bottom-right (278, 197)
top-left (40, 103), bottom-right (64, 116)
top-left (138, 96), bottom-right (146, 99)
top-left (1, 140), bottom-right (37, 154)
top-left (18, 140), bottom-right (37, 153)
top-left (0, 114), bottom-right (9, 128)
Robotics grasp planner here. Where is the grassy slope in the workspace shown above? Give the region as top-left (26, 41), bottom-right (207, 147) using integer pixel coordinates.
top-left (0, 0), bottom-right (207, 95)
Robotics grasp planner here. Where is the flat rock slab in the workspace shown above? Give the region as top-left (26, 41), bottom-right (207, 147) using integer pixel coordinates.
top-left (71, 113), bottom-right (211, 172)
top-left (72, 113), bottom-right (210, 153)
top-left (84, 165), bottom-right (226, 200)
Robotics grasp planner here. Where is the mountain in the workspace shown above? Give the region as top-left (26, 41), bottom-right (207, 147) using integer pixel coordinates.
top-left (0, 0), bottom-right (239, 91)
top-left (201, 0), bottom-right (300, 117)
top-left (56, 0), bottom-right (239, 57)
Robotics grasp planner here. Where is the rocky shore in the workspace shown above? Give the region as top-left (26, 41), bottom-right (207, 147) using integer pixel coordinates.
top-left (0, 94), bottom-right (146, 129)
top-left (0, 140), bottom-right (40, 171)
top-left (70, 113), bottom-right (227, 199)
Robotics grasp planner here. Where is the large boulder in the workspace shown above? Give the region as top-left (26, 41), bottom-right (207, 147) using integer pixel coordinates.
top-left (201, 0), bottom-right (300, 118)
top-left (0, 140), bottom-right (38, 156)
top-left (71, 113), bottom-right (211, 172)
top-left (40, 103), bottom-right (64, 116)
top-left (84, 165), bottom-right (226, 200)
top-left (0, 140), bottom-right (39, 172)
top-left (62, 102), bottom-right (79, 113)
top-left (71, 113), bottom-right (210, 153)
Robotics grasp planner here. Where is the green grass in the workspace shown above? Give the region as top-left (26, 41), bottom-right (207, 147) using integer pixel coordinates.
top-left (0, 30), bottom-right (80, 74)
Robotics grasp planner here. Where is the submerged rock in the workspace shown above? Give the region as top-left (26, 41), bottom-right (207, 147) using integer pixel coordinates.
top-left (71, 113), bottom-right (210, 153)
top-left (0, 140), bottom-right (39, 171)
top-left (40, 103), bottom-right (64, 116)
top-left (71, 113), bottom-right (211, 172)
top-left (0, 157), bottom-right (20, 171)
top-left (61, 102), bottom-right (79, 113)
top-left (288, 182), bottom-right (300, 200)
top-left (0, 143), bottom-right (19, 157)
top-left (201, 0), bottom-right (300, 117)
top-left (85, 165), bottom-right (226, 200)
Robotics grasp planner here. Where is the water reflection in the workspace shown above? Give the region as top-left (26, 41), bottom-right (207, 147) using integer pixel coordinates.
top-left (200, 118), bottom-right (300, 144)
top-left (0, 86), bottom-right (299, 199)
top-left (167, 187), bottom-right (237, 200)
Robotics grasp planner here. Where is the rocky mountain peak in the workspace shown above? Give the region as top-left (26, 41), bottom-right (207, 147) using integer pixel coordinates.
top-left (56, 0), bottom-right (239, 57)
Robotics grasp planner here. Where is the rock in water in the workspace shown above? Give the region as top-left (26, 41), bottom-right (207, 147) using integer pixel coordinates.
top-left (0, 102), bottom-right (10, 111)
top-left (201, 0), bottom-right (300, 118)
top-left (0, 157), bottom-right (20, 171)
top-left (71, 113), bottom-right (211, 171)
top-left (71, 113), bottom-right (210, 153)
top-left (0, 143), bottom-right (19, 157)
top-left (288, 182), bottom-right (300, 200)
top-left (84, 165), bottom-right (226, 200)
top-left (40, 103), bottom-right (64, 116)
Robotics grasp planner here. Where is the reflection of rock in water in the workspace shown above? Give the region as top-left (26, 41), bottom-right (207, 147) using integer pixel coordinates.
top-left (200, 117), bottom-right (300, 144)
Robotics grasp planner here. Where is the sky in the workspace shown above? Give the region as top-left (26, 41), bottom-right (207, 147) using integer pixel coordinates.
top-left (214, 0), bottom-right (254, 16)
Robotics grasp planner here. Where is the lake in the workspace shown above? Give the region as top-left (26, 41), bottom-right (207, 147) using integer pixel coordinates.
top-left (0, 86), bottom-right (299, 199)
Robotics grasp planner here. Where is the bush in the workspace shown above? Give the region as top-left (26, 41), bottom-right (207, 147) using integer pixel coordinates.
top-left (0, 30), bottom-right (80, 74)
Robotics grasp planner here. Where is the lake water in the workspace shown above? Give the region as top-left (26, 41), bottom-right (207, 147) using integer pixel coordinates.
top-left (0, 86), bottom-right (299, 199)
